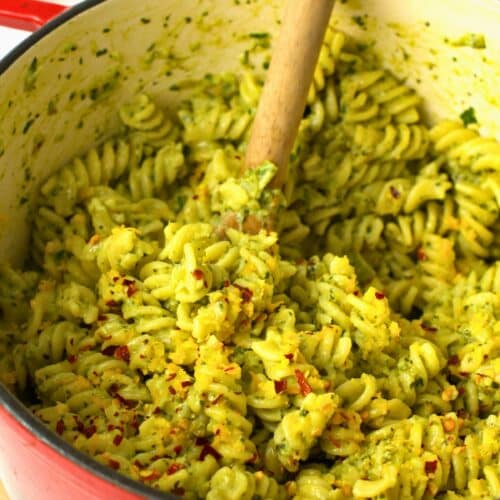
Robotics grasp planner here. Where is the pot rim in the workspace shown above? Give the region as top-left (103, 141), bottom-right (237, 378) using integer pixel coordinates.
top-left (0, 2), bottom-right (173, 497)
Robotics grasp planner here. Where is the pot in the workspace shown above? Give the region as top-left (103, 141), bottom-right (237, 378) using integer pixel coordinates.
top-left (0, 0), bottom-right (498, 498)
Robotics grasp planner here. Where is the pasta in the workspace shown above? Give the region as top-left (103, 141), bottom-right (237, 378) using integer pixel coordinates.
top-left (0, 22), bottom-right (499, 500)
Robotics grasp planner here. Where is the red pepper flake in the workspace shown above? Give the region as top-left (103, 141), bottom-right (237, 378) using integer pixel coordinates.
top-left (295, 369), bottom-right (312, 396)
top-left (459, 371), bottom-right (469, 377)
top-left (274, 379), bottom-right (287, 394)
top-left (112, 276), bottom-right (120, 283)
top-left (425, 460), bottom-right (438, 475)
top-left (102, 345), bottom-right (118, 357)
top-left (171, 487), bottom-right (185, 497)
top-left (122, 278), bottom-right (134, 286)
top-left (223, 366), bottom-right (235, 372)
top-left (97, 314), bottom-right (107, 321)
top-left (115, 345), bottom-right (130, 363)
top-left (353, 290), bottom-right (360, 296)
top-left (56, 419), bottom-right (65, 435)
top-left (195, 437), bottom-right (209, 446)
top-left (142, 470), bottom-right (160, 481)
top-left (153, 407), bottom-right (162, 415)
top-left (169, 386), bottom-right (177, 396)
top-left (223, 279), bottom-right (230, 288)
top-left (284, 353), bottom-right (294, 361)
top-left (416, 248), bottom-right (427, 261)
top-left (67, 354), bottom-right (77, 363)
top-left (389, 185), bottom-right (401, 199)
top-left (448, 355), bottom-right (459, 366)
top-left (421, 323), bottom-right (437, 332)
top-left (234, 284), bottom-right (253, 302)
top-left (126, 283), bottom-right (138, 297)
top-left (330, 438), bottom-right (342, 448)
top-left (83, 425), bottom-right (97, 438)
top-left (108, 459), bottom-right (120, 470)
top-left (181, 381), bottom-right (193, 388)
top-left (113, 434), bottom-right (123, 446)
top-left (174, 445), bottom-right (183, 455)
top-left (106, 299), bottom-right (119, 308)
top-left (130, 415), bottom-right (140, 430)
top-left (199, 444), bottom-right (222, 461)
top-left (115, 393), bottom-right (137, 410)
top-left (458, 387), bottom-right (465, 396)
top-left (192, 194), bottom-right (199, 200)
top-left (166, 372), bottom-right (176, 381)
top-left (167, 463), bottom-right (184, 475)
top-left (211, 395), bottom-right (223, 405)
top-left (192, 269), bottom-right (204, 280)
top-left (375, 291), bottom-right (385, 300)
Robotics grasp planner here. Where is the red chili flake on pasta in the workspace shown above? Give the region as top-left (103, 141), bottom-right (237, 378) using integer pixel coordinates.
top-left (192, 269), bottom-right (204, 280)
top-left (113, 434), bottom-right (123, 446)
top-left (105, 299), bottom-right (119, 308)
top-left (131, 415), bottom-right (140, 430)
top-left (295, 369), bottom-right (312, 396)
top-left (284, 353), bottom-right (294, 361)
top-left (330, 438), bottom-right (341, 448)
top-left (114, 345), bottom-right (130, 363)
top-left (56, 419), bottom-right (65, 435)
top-left (389, 185), bottom-right (401, 199)
top-left (174, 445), bottom-right (183, 455)
top-left (458, 387), bottom-right (465, 396)
top-left (83, 425), bottom-right (97, 438)
top-left (425, 460), bottom-right (438, 474)
top-left (114, 392), bottom-right (137, 410)
top-left (195, 437), bottom-right (209, 446)
top-left (199, 444), bottom-right (222, 461)
top-left (169, 386), bottom-right (177, 396)
top-left (448, 355), bottom-right (459, 366)
top-left (142, 470), bottom-right (160, 481)
top-left (108, 459), bottom-right (120, 470)
top-left (97, 314), bottom-right (107, 321)
top-left (353, 290), bottom-right (360, 296)
top-left (375, 291), bottom-right (385, 300)
top-left (181, 381), bottom-right (193, 388)
top-left (223, 365), bottom-right (235, 372)
top-left (166, 373), bottom-right (176, 381)
top-left (192, 194), bottom-right (199, 200)
top-left (421, 323), bottom-right (437, 332)
top-left (459, 371), bottom-right (469, 377)
top-left (67, 354), bottom-right (77, 363)
top-left (112, 276), bottom-right (120, 283)
top-left (274, 379), bottom-right (287, 394)
top-left (211, 395), bottom-right (223, 405)
top-left (416, 248), bottom-right (427, 261)
top-left (167, 463), bottom-right (184, 475)
top-left (126, 283), bottom-right (137, 297)
top-left (102, 345), bottom-right (118, 356)
top-left (234, 284), bottom-right (253, 302)
top-left (223, 279), bottom-right (230, 288)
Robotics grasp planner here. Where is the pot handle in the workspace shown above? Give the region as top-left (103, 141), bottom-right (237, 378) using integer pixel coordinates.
top-left (0, 0), bottom-right (67, 31)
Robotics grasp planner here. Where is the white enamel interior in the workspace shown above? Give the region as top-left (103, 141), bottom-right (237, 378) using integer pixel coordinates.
top-left (0, 0), bottom-right (499, 265)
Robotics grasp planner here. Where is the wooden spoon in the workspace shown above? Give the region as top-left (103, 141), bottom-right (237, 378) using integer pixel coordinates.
top-left (245, 0), bottom-right (336, 188)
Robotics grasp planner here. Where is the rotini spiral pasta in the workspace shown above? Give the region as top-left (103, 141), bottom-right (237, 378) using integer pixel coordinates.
top-left (0, 24), bottom-right (498, 500)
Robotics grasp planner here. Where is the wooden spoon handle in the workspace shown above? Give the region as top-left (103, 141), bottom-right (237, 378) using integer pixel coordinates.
top-left (244, 0), bottom-right (335, 188)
